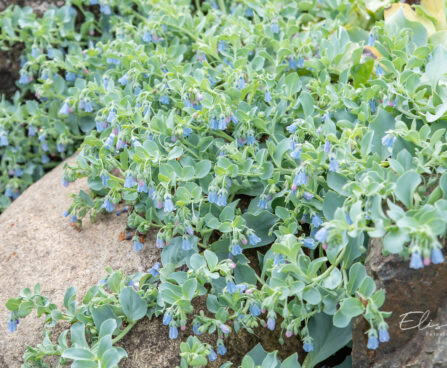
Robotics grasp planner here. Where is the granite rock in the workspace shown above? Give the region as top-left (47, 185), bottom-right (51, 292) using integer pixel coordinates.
top-left (0, 155), bottom-right (161, 367)
top-left (352, 238), bottom-right (447, 368)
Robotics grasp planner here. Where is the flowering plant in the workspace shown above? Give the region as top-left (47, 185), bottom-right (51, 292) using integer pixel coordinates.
top-left (4, 0), bottom-right (447, 367)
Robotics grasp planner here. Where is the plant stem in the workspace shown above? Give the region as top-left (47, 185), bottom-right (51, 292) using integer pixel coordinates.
top-left (310, 246), bottom-right (346, 285)
top-left (217, 0), bottom-right (226, 13)
top-left (112, 321), bottom-right (137, 345)
top-left (194, 0), bottom-right (203, 16)
top-left (254, 271), bottom-right (266, 286)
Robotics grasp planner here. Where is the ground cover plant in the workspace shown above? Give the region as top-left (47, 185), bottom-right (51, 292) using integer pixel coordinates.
top-left (4, 0), bottom-right (447, 367)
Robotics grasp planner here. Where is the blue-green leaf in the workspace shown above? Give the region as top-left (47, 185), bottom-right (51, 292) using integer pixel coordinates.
top-left (119, 287), bottom-right (147, 322)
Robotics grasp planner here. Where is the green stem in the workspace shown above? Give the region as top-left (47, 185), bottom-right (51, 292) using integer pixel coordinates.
top-left (109, 173), bottom-right (124, 184)
top-left (213, 130), bottom-right (234, 142)
top-left (254, 272), bottom-right (266, 286)
top-left (217, 0), bottom-right (226, 13)
top-left (111, 321), bottom-right (137, 345)
top-left (310, 246), bottom-right (346, 285)
top-left (181, 141), bottom-right (200, 159)
top-left (274, 168), bottom-right (294, 173)
top-left (194, 0), bottom-right (203, 15)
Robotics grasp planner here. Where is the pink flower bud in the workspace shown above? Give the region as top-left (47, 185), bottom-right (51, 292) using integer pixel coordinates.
top-left (181, 325), bottom-right (186, 331)
top-left (285, 330), bottom-right (293, 338)
top-left (242, 238), bottom-right (248, 245)
top-left (322, 243), bottom-right (328, 250)
top-left (230, 262), bottom-right (236, 269)
top-left (423, 258), bottom-right (431, 266)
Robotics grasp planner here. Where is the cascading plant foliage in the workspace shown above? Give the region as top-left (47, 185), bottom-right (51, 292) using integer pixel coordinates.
top-left (4, 0), bottom-right (447, 367)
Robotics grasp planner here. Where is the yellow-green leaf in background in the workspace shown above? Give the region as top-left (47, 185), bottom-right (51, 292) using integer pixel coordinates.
top-left (421, 0), bottom-right (447, 30)
top-left (385, 3), bottom-right (436, 35)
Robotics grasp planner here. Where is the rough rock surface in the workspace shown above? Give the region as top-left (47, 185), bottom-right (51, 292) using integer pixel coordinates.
top-left (352, 238), bottom-right (447, 368)
top-left (0, 155), bottom-right (161, 367)
top-left (0, 0), bottom-right (64, 14)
